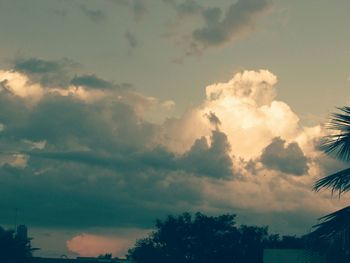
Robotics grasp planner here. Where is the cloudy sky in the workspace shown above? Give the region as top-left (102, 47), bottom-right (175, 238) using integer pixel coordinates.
top-left (1, 0), bottom-right (350, 258)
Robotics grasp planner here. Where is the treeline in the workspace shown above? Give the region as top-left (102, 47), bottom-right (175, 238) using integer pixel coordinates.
top-left (127, 212), bottom-right (306, 263)
top-left (0, 213), bottom-right (313, 263)
top-left (0, 225), bottom-right (35, 263)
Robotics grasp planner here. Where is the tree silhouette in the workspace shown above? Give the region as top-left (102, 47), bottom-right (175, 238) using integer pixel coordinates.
top-left (127, 212), bottom-right (304, 263)
top-left (0, 225), bottom-right (35, 263)
top-left (98, 253), bottom-right (112, 259)
top-left (311, 106), bottom-right (350, 261)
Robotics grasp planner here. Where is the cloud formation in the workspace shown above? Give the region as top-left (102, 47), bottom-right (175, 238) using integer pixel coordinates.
top-left (125, 31), bottom-right (138, 49)
top-left (67, 234), bottom-right (131, 257)
top-left (70, 74), bottom-right (113, 89)
top-left (156, 69), bottom-right (349, 228)
top-left (163, 0), bottom-right (202, 16)
top-left (163, 0), bottom-right (272, 54)
top-left (13, 57), bottom-right (77, 87)
top-left (193, 0), bottom-right (272, 48)
top-left (79, 5), bottom-right (106, 23)
top-left (111, 0), bottom-right (147, 21)
top-left (15, 58), bottom-right (64, 74)
top-left (179, 130), bottom-right (233, 179)
top-left (0, 60), bottom-right (344, 248)
top-left (160, 70), bottom-right (298, 160)
top-left (0, 58), bottom-right (227, 230)
top-left (261, 137), bottom-right (308, 175)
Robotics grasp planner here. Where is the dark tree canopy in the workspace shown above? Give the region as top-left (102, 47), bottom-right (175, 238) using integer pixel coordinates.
top-left (127, 212), bottom-right (305, 263)
top-left (0, 225), bottom-right (35, 263)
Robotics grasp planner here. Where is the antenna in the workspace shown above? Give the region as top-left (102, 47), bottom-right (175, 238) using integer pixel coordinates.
top-left (14, 208), bottom-right (18, 229)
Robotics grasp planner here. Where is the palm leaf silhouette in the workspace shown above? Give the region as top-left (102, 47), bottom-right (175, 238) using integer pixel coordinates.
top-left (311, 206), bottom-right (350, 240)
top-left (314, 107), bottom-right (350, 195)
top-left (320, 107), bottom-right (350, 161)
top-left (310, 107), bottom-right (350, 260)
top-left (314, 168), bottom-right (350, 195)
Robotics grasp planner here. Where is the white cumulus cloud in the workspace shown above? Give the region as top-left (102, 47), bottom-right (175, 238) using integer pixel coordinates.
top-left (160, 70), bottom-right (307, 160)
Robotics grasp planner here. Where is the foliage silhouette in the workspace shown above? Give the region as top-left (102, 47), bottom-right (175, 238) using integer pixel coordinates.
top-left (0, 225), bottom-right (35, 263)
top-left (314, 107), bottom-right (350, 194)
top-left (311, 106), bottom-right (350, 261)
top-left (127, 212), bottom-right (305, 263)
top-left (98, 253), bottom-right (113, 259)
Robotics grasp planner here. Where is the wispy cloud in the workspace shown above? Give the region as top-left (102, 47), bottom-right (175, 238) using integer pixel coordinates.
top-left (163, 0), bottom-right (272, 55)
top-left (80, 4), bottom-right (106, 23)
top-left (125, 30), bottom-right (138, 49)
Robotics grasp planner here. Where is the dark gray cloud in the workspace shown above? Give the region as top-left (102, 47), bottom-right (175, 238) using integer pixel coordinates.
top-left (193, 0), bottom-right (272, 47)
top-left (15, 58), bottom-right (63, 74)
top-left (110, 0), bottom-right (146, 20)
top-left (70, 74), bottom-right (113, 89)
top-left (13, 57), bottom-right (78, 87)
top-left (0, 65), bottom-right (237, 228)
top-left (132, 0), bottom-right (146, 20)
top-left (0, 97), bottom-right (201, 228)
top-left (313, 153), bottom-right (348, 181)
top-left (15, 96), bottom-right (154, 152)
top-left (0, 162), bottom-right (202, 228)
top-left (205, 111), bottom-right (221, 128)
top-left (261, 137), bottom-right (309, 176)
top-left (163, 0), bottom-right (271, 54)
top-left (163, 0), bottom-right (202, 16)
top-left (12, 57), bottom-right (133, 91)
top-left (27, 148), bottom-right (175, 174)
top-left (125, 31), bottom-right (138, 49)
top-left (27, 129), bottom-right (234, 180)
top-left (180, 130), bottom-right (233, 179)
top-left (202, 7), bottom-right (222, 25)
top-left (79, 4), bottom-right (106, 23)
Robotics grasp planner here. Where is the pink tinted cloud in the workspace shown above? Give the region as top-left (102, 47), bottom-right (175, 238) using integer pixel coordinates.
top-left (66, 233), bottom-right (132, 258)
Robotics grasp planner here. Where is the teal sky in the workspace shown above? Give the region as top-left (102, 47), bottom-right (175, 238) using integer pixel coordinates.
top-left (0, 0), bottom-right (349, 121)
top-left (1, 0), bottom-right (350, 258)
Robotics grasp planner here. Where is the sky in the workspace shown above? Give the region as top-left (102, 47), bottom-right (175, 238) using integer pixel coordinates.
top-left (0, 0), bottom-right (350, 259)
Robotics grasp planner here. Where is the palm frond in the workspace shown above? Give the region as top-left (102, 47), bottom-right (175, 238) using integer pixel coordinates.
top-left (320, 107), bottom-right (350, 161)
top-left (310, 206), bottom-right (350, 240)
top-left (313, 167), bottom-right (350, 194)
